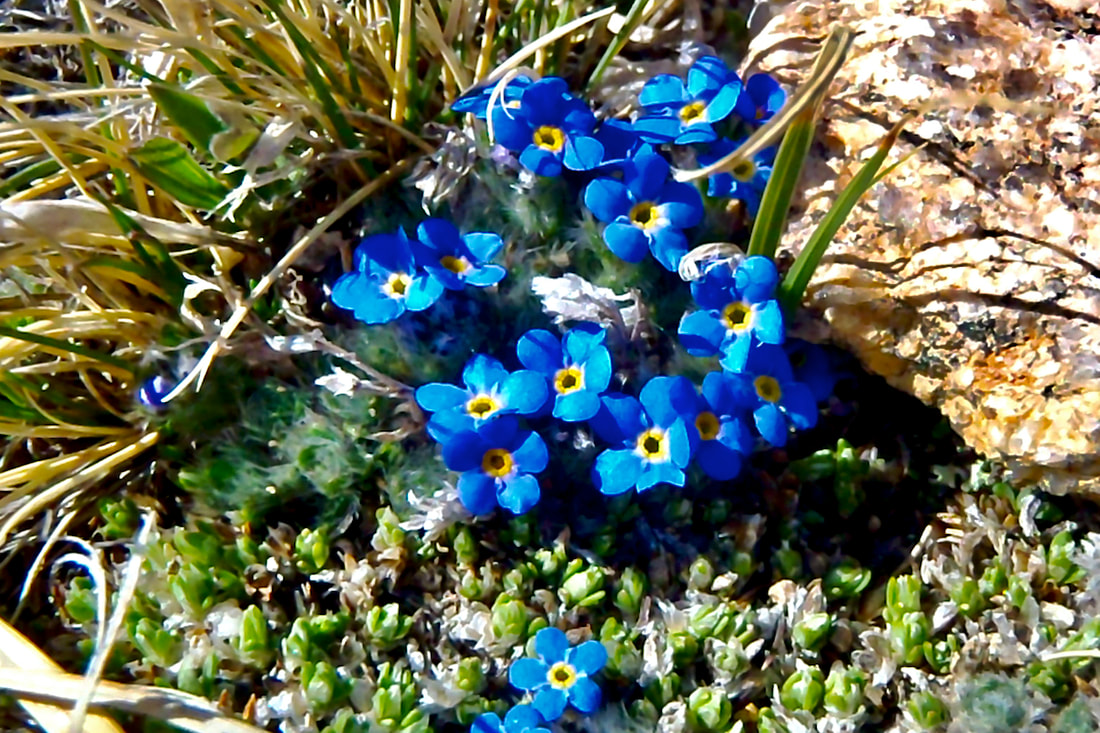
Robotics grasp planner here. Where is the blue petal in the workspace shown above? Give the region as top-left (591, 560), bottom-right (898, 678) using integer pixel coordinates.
top-left (780, 382), bottom-right (819, 430)
top-left (553, 390), bottom-right (601, 422)
top-left (626, 151), bottom-right (670, 201)
top-left (703, 82), bottom-right (741, 124)
top-left (509, 657), bottom-right (550, 692)
top-left (522, 77), bottom-right (570, 126)
top-left (687, 56), bottom-right (734, 97)
top-left (636, 461), bottom-right (685, 491)
top-left (583, 178), bottom-right (631, 223)
top-left (702, 370), bottom-right (735, 413)
top-left (603, 221), bottom-right (650, 263)
top-left (504, 705), bottom-right (543, 731)
top-left (464, 264), bottom-right (507, 287)
top-left (747, 343), bottom-right (794, 382)
top-left (462, 232), bottom-right (504, 263)
top-left (458, 471), bottom-right (498, 514)
top-left (639, 74), bottom-right (687, 109)
top-left (674, 123), bottom-right (719, 145)
top-left (568, 675), bottom-right (603, 714)
top-left (679, 310), bottom-right (725, 357)
top-left (416, 218), bottom-right (460, 255)
top-left (649, 227), bottom-right (689, 272)
top-left (753, 300), bottom-right (785, 344)
top-left (535, 627), bottom-right (569, 664)
top-left (658, 182), bottom-right (704, 228)
top-left (593, 118), bottom-right (640, 169)
top-left (404, 273), bottom-right (443, 311)
top-left (640, 376), bottom-right (697, 428)
top-left (667, 418), bottom-right (696, 467)
top-left (567, 640), bottom-right (608, 675)
top-left (497, 473), bottom-right (541, 514)
top-left (592, 449), bottom-right (643, 495)
top-left (754, 403), bottom-right (788, 447)
top-left (491, 105), bottom-right (534, 151)
top-left (590, 394), bottom-right (646, 445)
top-left (477, 414), bottom-right (521, 445)
top-left (353, 291), bottom-right (404, 324)
top-left (360, 230), bottom-right (413, 273)
top-left (697, 441), bottom-right (742, 480)
top-left (719, 333), bottom-right (753, 374)
top-left (330, 271), bottom-right (368, 312)
top-left (517, 329), bottom-right (563, 375)
top-left (520, 145), bottom-right (563, 177)
top-left (463, 354), bottom-right (509, 392)
top-left (533, 688), bottom-right (567, 723)
top-left (561, 100), bottom-right (597, 135)
top-left (578, 347), bottom-right (611, 392)
top-left (562, 136), bottom-right (604, 171)
top-left (501, 370), bottom-right (549, 414)
top-left (631, 115), bottom-right (682, 144)
top-left (440, 431), bottom-right (487, 472)
top-left (718, 413), bottom-right (755, 455)
top-left (426, 410), bottom-right (476, 443)
top-left (470, 713), bottom-right (505, 733)
top-left (512, 430), bottom-right (549, 473)
top-left (708, 172), bottom-right (734, 197)
top-left (735, 256), bottom-right (779, 302)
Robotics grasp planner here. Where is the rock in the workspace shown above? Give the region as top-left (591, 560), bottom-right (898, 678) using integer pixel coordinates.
top-left (745, 1), bottom-right (1100, 494)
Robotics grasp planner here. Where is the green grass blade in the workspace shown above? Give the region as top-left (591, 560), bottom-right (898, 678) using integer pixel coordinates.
top-left (148, 84), bottom-right (227, 154)
top-left (0, 326), bottom-right (134, 373)
top-left (777, 117), bottom-right (910, 314)
top-left (746, 105), bottom-right (817, 259)
top-left (129, 137), bottom-right (230, 210)
top-left (586, 0), bottom-right (647, 90)
top-left (101, 203), bottom-right (187, 307)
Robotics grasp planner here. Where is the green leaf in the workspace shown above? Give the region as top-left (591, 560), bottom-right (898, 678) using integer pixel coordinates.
top-left (746, 105), bottom-right (817, 260)
top-left (777, 116), bottom-right (909, 314)
top-left (0, 325), bottom-right (133, 373)
top-left (148, 84), bottom-right (227, 153)
top-left (129, 137), bottom-right (229, 210)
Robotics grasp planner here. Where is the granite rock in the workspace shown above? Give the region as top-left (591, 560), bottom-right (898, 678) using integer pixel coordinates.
top-left (746, 0), bottom-right (1100, 494)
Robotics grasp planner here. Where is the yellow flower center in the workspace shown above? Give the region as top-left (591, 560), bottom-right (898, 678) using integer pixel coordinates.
top-left (754, 375), bottom-right (782, 403)
top-left (629, 201), bottom-right (661, 230)
top-left (382, 272), bottom-right (411, 299)
top-left (731, 159), bottom-right (756, 183)
top-left (636, 428), bottom-right (669, 463)
top-left (481, 448), bottom-right (514, 478)
top-left (679, 100), bottom-right (707, 124)
top-left (533, 125), bottom-right (565, 152)
top-left (722, 302), bottom-right (753, 332)
top-left (695, 411), bottom-right (720, 441)
top-left (547, 661), bottom-right (577, 690)
top-left (440, 255), bottom-right (471, 275)
top-left (466, 394), bottom-right (500, 418)
top-left (554, 366), bottom-right (585, 395)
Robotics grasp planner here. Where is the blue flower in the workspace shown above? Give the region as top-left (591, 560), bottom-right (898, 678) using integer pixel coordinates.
top-left (452, 75), bottom-right (534, 119)
top-left (516, 325), bottom-right (611, 422)
top-left (138, 375), bottom-right (173, 409)
top-left (415, 354), bottom-right (549, 442)
top-left (691, 371), bottom-right (754, 480)
top-left (490, 77), bottom-right (603, 176)
top-left (442, 416), bottom-right (548, 515)
top-left (592, 118), bottom-right (642, 172)
top-left (633, 56), bottom-right (742, 145)
top-left (583, 147), bottom-right (704, 271)
top-left (727, 344), bottom-right (818, 447)
top-left (678, 255), bottom-right (784, 372)
top-left (416, 218), bottom-right (506, 290)
top-left (471, 704), bottom-right (550, 733)
top-left (590, 376), bottom-right (698, 495)
top-left (331, 228), bottom-right (444, 324)
top-left (785, 339), bottom-right (840, 403)
top-left (509, 627), bottom-right (607, 721)
top-left (735, 73), bottom-right (786, 127)
top-left (699, 138), bottom-right (775, 217)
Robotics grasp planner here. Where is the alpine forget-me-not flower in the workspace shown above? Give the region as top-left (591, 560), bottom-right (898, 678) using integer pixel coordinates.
top-left (516, 324), bottom-right (611, 422)
top-left (471, 704), bottom-right (550, 733)
top-left (509, 627), bottom-right (607, 721)
top-left (416, 218), bottom-right (506, 290)
top-left (691, 371), bottom-right (755, 480)
top-left (331, 228), bottom-right (444, 325)
top-left (633, 56), bottom-right (742, 145)
top-left (727, 344), bottom-right (818, 447)
top-left (442, 416), bottom-right (548, 515)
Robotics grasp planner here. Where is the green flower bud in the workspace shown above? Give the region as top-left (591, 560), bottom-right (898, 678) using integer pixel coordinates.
top-left (644, 673), bottom-right (681, 708)
top-left (824, 559), bottom-right (871, 600)
top-left (711, 638), bottom-right (748, 678)
top-left (1006, 574), bottom-right (1032, 609)
top-left (364, 602), bottom-right (413, 649)
top-left (236, 604), bottom-right (273, 666)
top-left (730, 551), bottom-right (755, 583)
top-left (173, 526), bottom-right (222, 566)
top-left (686, 687), bottom-right (732, 731)
top-left (774, 546), bottom-right (802, 579)
top-left (398, 709), bottom-right (429, 733)
top-left (295, 527), bottom-right (330, 574)
top-left (458, 568), bottom-right (485, 600)
top-left (780, 666), bottom-right (825, 713)
top-left (309, 612), bottom-right (349, 645)
top-left (689, 603), bottom-right (732, 639)
top-left (669, 631), bottom-right (699, 667)
top-left (604, 639), bottom-right (642, 679)
top-left (177, 651), bottom-right (220, 698)
top-left (168, 563), bottom-right (214, 616)
top-left (922, 637), bottom-right (957, 674)
top-left (907, 690), bottom-right (948, 728)
top-left (302, 660), bottom-right (343, 709)
top-left (453, 526), bottom-right (478, 566)
top-left (283, 617), bottom-right (314, 661)
top-left (979, 563), bottom-right (1007, 598)
top-left (455, 657), bottom-right (485, 694)
top-left (792, 612), bottom-right (834, 653)
top-left (559, 566), bottom-right (605, 608)
top-left (490, 594), bottom-right (528, 641)
top-left (884, 575), bottom-right (923, 622)
top-left (614, 567), bottom-right (647, 618)
top-left (372, 507), bottom-right (405, 553)
top-left (532, 547), bottom-right (563, 579)
top-left (63, 576), bottom-right (97, 626)
top-left (131, 618), bottom-right (180, 668)
top-left (503, 567), bottom-right (531, 597)
top-left (890, 611), bottom-right (930, 666)
top-left (96, 497), bottom-right (140, 541)
top-left (823, 666), bottom-right (865, 716)
top-left (949, 577), bottom-right (984, 619)
top-left (1048, 531), bottom-right (1086, 586)
top-left (371, 684), bottom-right (404, 727)
top-left (756, 707), bottom-right (784, 733)
top-left (600, 617), bottom-right (626, 641)
top-left (687, 557), bottom-right (715, 591)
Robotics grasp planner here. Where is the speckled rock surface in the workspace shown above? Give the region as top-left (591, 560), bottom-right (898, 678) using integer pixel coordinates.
top-left (746, 1), bottom-right (1100, 494)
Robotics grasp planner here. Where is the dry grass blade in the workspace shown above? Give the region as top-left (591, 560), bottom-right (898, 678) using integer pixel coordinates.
top-left (0, 667), bottom-right (267, 733)
top-left (0, 618), bottom-right (123, 733)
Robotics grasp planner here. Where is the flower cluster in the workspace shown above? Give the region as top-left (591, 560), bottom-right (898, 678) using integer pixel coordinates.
top-left (331, 218), bottom-right (505, 325)
top-left (453, 56), bottom-right (786, 273)
top-left (473, 627), bottom-right (607, 731)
